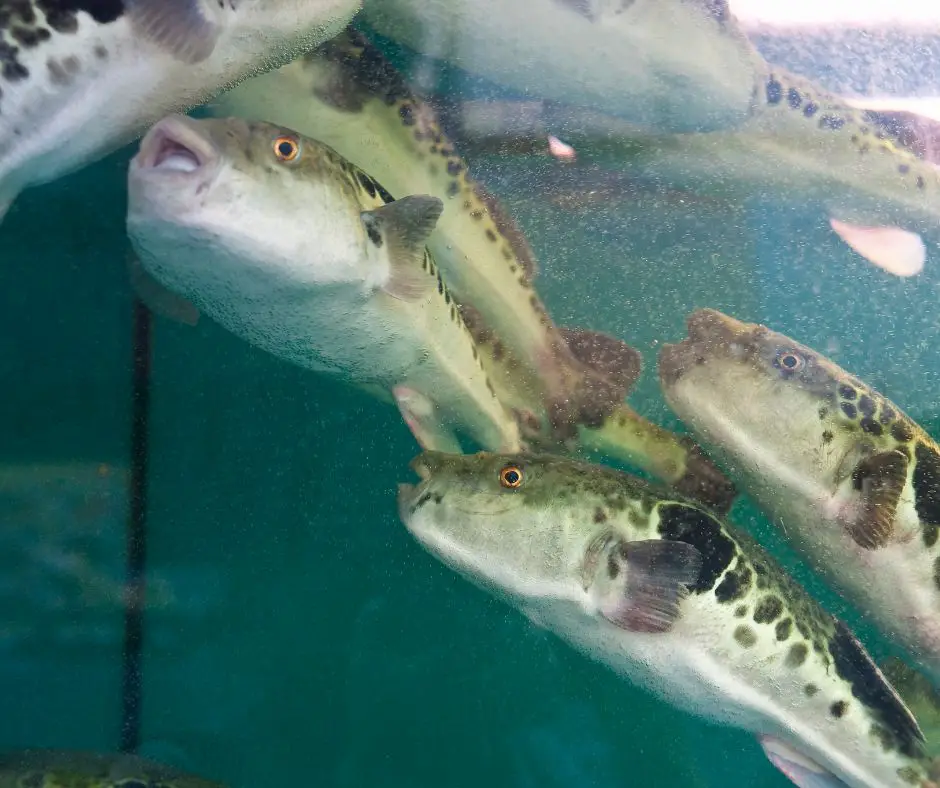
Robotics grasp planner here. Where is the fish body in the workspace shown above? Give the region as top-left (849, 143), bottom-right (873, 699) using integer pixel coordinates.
top-left (0, 749), bottom-right (224, 788)
top-left (446, 68), bottom-right (940, 277)
top-left (125, 114), bottom-right (521, 453)
top-left (658, 308), bottom-right (940, 685)
top-left (207, 27), bottom-right (738, 512)
top-left (359, 0), bottom-right (766, 134)
top-left (0, 0), bottom-right (359, 220)
top-left (399, 450), bottom-right (936, 788)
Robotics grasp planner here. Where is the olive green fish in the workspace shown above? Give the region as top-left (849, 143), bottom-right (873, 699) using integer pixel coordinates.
top-left (399, 450), bottom-right (937, 788)
top-left (205, 26), bottom-right (736, 511)
top-left (659, 308), bottom-right (940, 686)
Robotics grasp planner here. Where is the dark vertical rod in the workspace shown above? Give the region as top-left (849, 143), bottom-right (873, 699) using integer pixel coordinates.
top-left (119, 297), bottom-right (153, 754)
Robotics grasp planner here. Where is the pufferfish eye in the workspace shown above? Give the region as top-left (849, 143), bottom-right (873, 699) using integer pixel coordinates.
top-left (273, 136), bottom-right (300, 162)
top-left (498, 465), bottom-right (524, 489)
top-left (775, 350), bottom-right (806, 373)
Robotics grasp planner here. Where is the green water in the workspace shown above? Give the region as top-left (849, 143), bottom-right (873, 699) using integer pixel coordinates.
top-left (3, 33), bottom-right (940, 788)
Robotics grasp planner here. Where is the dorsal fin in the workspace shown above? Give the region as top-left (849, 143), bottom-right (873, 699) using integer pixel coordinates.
top-left (307, 26), bottom-right (412, 112)
top-left (862, 109), bottom-right (940, 165)
top-left (470, 183), bottom-right (539, 283)
top-left (558, 327), bottom-right (643, 394)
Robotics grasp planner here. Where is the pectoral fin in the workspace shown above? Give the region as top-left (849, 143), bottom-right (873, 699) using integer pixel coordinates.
top-left (844, 449), bottom-right (909, 549)
top-left (558, 327), bottom-right (643, 394)
top-left (125, 0), bottom-right (222, 64)
top-left (392, 385), bottom-right (462, 453)
top-left (361, 195), bottom-right (444, 302)
top-left (829, 218), bottom-right (925, 278)
top-left (127, 255), bottom-right (200, 326)
top-left (759, 736), bottom-right (848, 788)
top-left (595, 538), bottom-right (702, 633)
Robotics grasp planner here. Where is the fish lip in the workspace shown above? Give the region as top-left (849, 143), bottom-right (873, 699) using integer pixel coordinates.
top-left (131, 115), bottom-right (220, 180)
top-left (658, 308), bottom-right (745, 387)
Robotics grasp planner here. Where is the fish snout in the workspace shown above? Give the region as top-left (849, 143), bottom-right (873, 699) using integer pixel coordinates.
top-left (131, 115), bottom-right (220, 182)
top-left (658, 309), bottom-right (750, 387)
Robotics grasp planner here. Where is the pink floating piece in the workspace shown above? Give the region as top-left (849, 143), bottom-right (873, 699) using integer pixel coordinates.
top-left (829, 217), bottom-right (926, 278)
top-left (548, 135), bottom-right (577, 161)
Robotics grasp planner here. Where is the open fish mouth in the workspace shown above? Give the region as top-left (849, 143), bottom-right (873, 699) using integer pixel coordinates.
top-left (659, 308), bottom-right (754, 386)
top-left (132, 115), bottom-right (219, 178)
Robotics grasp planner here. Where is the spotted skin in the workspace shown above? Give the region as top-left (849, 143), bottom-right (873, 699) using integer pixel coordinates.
top-left (400, 451), bottom-right (933, 787)
top-left (0, 750), bottom-right (224, 788)
top-left (659, 308), bottom-right (940, 687)
top-left (0, 0), bottom-right (358, 213)
top-left (208, 26), bottom-right (738, 512)
top-left (128, 116), bottom-right (523, 453)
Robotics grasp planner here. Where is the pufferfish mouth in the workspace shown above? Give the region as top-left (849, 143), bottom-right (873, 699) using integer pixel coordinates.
top-left (132, 114), bottom-right (220, 177)
top-left (658, 308), bottom-right (752, 386)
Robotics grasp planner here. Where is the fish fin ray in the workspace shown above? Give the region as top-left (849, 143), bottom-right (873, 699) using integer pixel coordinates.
top-left (829, 218), bottom-right (925, 278)
top-left (845, 449), bottom-right (908, 549)
top-left (558, 327), bottom-right (643, 394)
top-left (362, 195), bottom-right (443, 302)
top-left (126, 254), bottom-right (200, 326)
top-left (393, 385), bottom-right (462, 453)
top-left (124, 0), bottom-right (222, 65)
top-left (759, 736), bottom-right (849, 788)
top-left (595, 538), bottom-right (702, 633)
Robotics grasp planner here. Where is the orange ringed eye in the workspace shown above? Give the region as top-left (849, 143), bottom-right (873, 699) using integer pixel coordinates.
top-left (499, 465), bottom-right (523, 489)
top-left (273, 136), bottom-right (300, 162)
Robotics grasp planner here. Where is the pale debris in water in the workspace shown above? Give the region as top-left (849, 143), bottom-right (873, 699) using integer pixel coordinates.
top-left (829, 218), bottom-right (926, 277)
top-left (548, 135), bottom-right (577, 161)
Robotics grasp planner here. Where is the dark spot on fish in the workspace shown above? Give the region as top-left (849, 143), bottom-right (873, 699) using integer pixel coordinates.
top-left (485, 228), bottom-right (497, 242)
top-left (899, 163), bottom-right (910, 174)
top-left (365, 222), bottom-right (382, 247)
top-left (923, 523), bottom-right (938, 549)
top-left (436, 272), bottom-right (444, 295)
top-left (443, 288), bottom-right (451, 305)
top-left (880, 406), bottom-right (896, 425)
top-left (822, 430), bottom-right (834, 444)
top-left (858, 395), bottom-right (875, 416)
top-left (470, 210), bottom-right (484, 220)
top-left (786, 642), bottom-right (808, 667)
top-left (766, 77), bottom-right (782, 105)
top-left (734, 605), bottom-right (747, 618)
top-left (913, 442), bottom-right (940, 541)
top-left (830, 700), bottom-right (848, 718)
top-left (775, 618), bottom-right (792, 641)
top-left (839, 384), bottom-right (857, 400)
top-left (446, 181), bottom-right (459, 197)
top-left (841, 402), bottom-right (857, 419)
top-left (447, 160), bottom-right (462, 177)
top-left (917, 176), bottom-right (926, 189)
top-left (399, 104), bottom-right (415, 126)
top-left (818, 407), bottom-right (828, 420)
top-left (820, 115), bottom-right (845, 130)
top-left (892, 420), bottom-right (915, 442)
top-left (934, 556), bottom-right (940, 592)
top-left (829, 619), bottom-right (922, 758)
top-left (593, 508), bottom-right (607, 524)
top-left (805, 684), bottom-right (819, 697)
top-left (860, 417), bottom-right (883, 436)
top-left (357, 171), bottom-right (377, 199)
top-left (656, 504), bottom-right (735, 594)
top-left (803, 102), bottom-right (818, 117)
top-left (753, 595), bottom-right (783, 624)
top-left (734, 625), bottom-right (756, 648)
top-left (10, 25), bottom-right (50, 47)
top-left (714, 565), bottom-right (751, 603)
top-left (787, 88), bottom-right (801, 109)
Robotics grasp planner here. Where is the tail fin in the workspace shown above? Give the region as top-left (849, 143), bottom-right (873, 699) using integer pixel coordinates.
top-left (577, 405), bottom-right (737, 513)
